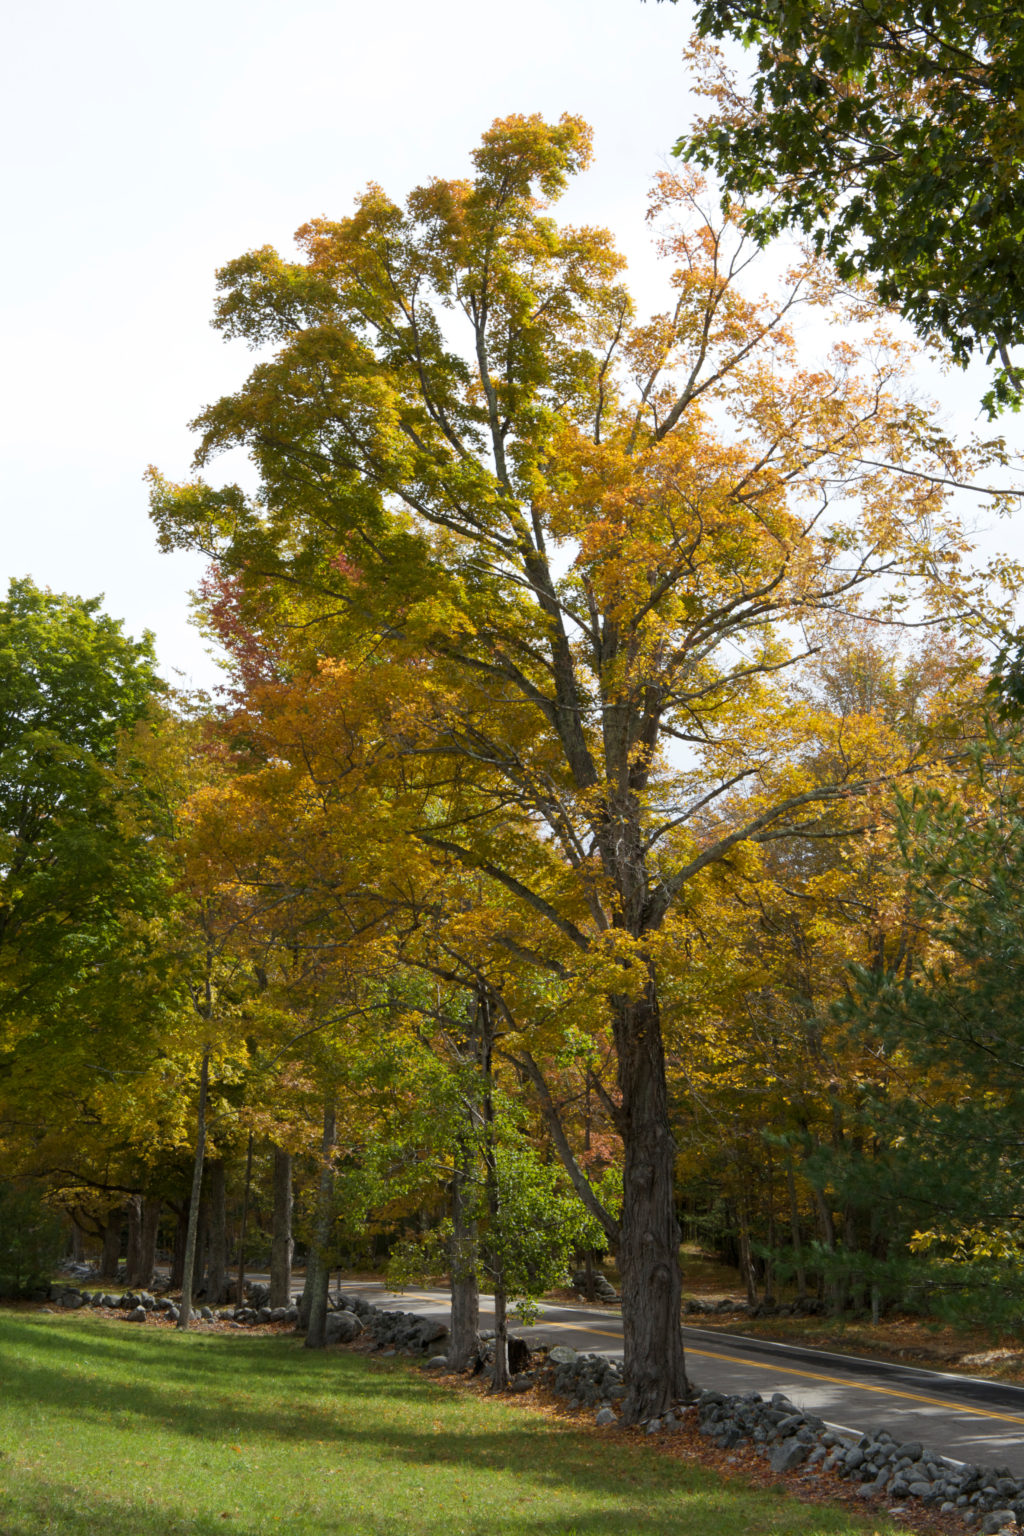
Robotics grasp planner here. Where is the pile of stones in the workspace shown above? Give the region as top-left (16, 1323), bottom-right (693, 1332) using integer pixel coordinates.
top-left (542, 1353), bottom-right (1024, 1531)
top-left (696, 1387), bottom-right (1024, 1529)
top-left (46, 1283), bottom-right (297, 1328)
top-left (336, 1294), bottom-right (449, 1355)
top-left (570, 1269), bottom-right (619, 1304)
top-left (220, 1303), bottom-right (299, 1327)
top-left (545, 1345), bottom-right (627, 1424)
top-left (683, 1295), bottom-right (825, 1318)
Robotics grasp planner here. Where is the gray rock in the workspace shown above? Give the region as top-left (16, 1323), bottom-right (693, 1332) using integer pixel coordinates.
top-left (595, 1408), bottom-right (618, 1426)
top-left (645, 1418), bottom-right (662, 1434)
top-left (982, 1514), bottom-right (1017, 1534)
top-left (59, 1291), bottom-right (85, 1309)
top-left (770, 1440), bottom-right (810, 1474)
top-left (125, 1306), bottom-right (147, 1323)
top-left (549, 1346), bottom-right (579, 1365)
top-left (509, 1374), bottom-right (533, 1392)
top-left (325, 1311), bottom-right (363, 1344)
top-left (424, 1355), bottom-right (448, 1370)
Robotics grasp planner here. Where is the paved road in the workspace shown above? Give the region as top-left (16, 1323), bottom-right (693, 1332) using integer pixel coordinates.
top-left (336, 1283), bottom-right (1024, 1474)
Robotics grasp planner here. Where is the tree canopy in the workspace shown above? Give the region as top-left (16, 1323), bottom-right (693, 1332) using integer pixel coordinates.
top-left (679, 0), bottom-right (1024, 414)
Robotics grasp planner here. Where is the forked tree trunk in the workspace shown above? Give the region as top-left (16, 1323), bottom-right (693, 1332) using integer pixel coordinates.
top-left (269, 1147), bottom-right (294, 1308)
top-left (448, 1136), bottom-right (479, 1371)
top-left (100, 1211), bottom-right (123, 1280)
top-left (304, 1101), bottom-right (337, 1350)
top-left (177, 1046), bottom-right (210, 1330)
top-left (613, 985), bottom-right (688, 1422)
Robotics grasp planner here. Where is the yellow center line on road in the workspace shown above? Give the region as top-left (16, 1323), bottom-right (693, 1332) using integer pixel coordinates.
top-left (533, 1320), bottom-right (1024, 1428)
top-left (383, 1299), bottom-right (1024, 1427)
top-left (686, 1348), bottom-right (1024, 1427)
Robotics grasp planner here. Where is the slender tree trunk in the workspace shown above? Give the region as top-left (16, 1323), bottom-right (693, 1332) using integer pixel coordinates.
top-left (177, 1046), bottom-right (210, 1330)
top-left (207, 1159), bottom-right (228, 1306)
top-left (786, 1159), bottom-right (807, 1298)
top-left (235, 1132), bottom-right (254, 1306)
top-left (491, 1277), bottom-right (510, 1391)
top-left (125, 1195), bottom-right (143, 1285)
top-left (305, 1101), bottom-right (337, 1350)
top-left (613, 985), bottom-right (688, 1423)
top-left (448, 1134), bottom-right (479, 1371)
top-left (169, 1203), bottom-right (188, 1291)
top-left (100, 1211), bottom-right (123, 1281)
top-left (136, 1198), bottom-right (160, 1290)
top-left (737, 1189), bottom-right (758, 1305)
top-left (269, 1147), bottom-right (294, 1308)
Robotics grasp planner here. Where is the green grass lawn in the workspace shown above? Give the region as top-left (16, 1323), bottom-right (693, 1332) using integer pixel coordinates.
top-left (0, 1312), bottom-right (907, 1536)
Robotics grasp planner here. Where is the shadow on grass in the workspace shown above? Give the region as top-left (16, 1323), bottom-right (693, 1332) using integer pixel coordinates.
top-left (0, 1313), bottom-right (883, 1536)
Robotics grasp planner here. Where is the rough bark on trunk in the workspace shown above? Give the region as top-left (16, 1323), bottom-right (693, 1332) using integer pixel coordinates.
top-left (304, 1101), bottom-right (337, 1350)
top-left (177, 1046), bottom-right (210, 1330)
top-left (206, 1159), bottom-right (228, 1305)
top-left (100, 1211), bottom-right (123, 1280)
top-left (613, 985), bottom-right (688, 1422)
top-left (447, 1136), bottom-right (479, 1371)
top-left (125, 1195), bottom-right (143, 1285)
top-left (269, 1147), bottom-right (294, 1308)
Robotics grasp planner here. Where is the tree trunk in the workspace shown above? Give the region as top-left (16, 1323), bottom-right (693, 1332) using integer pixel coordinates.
top-left (125, 1195), bottom-right (143, 1285)
top-left (269, 1147), bottom-right (294, 1308)
top-left (786, 1158), bottom-right (807, 1298)
top-left (100, 1211), bottom-right (123, 1280)
top-left (491, 1277), bottom-right (509, 1391)
top-left (136, 1198), bottom-right (160, 1290)
top-left (207, 1159), bottom-right (228, 1305)
top-left (169, 1203), bottom-right (188, 1291)
top-left (613, 985), bottom-right (688, 1423)
top-left (297, 1252), bottom-right (317, 1331)
top-left (447, 1135), bottom-right (479, 1371)
top-left (177, 1046), bottom-right (210, 1330)
top-left (235, 1132), bottom-right (254, 1306)
top-left (304, 1101), bottom-right (337, 1350)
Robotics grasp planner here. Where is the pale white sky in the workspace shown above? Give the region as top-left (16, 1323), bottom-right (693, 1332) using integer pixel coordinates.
top-left (3, 0), bottom-right (1020, 686)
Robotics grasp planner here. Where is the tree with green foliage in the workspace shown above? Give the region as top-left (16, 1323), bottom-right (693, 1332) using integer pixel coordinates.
top-left (0, 576), bottom-right (160, 1016)
top-left (679, 0), bottom-right (1024, 414)
top-left (832, 730), bottom-right (1024, 1325)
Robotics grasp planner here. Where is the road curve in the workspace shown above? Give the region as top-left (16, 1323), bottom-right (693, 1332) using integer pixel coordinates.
top-left (338, 1284), bottom-right (1024, 1474)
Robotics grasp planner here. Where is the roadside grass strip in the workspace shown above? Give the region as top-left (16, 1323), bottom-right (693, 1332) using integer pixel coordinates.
top-left (0, 1314), bottom-right (909, 1536)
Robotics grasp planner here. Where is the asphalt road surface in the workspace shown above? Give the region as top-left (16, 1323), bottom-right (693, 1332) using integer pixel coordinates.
top-left (336, 1283), bottom-right (1024, 1474)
